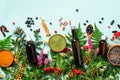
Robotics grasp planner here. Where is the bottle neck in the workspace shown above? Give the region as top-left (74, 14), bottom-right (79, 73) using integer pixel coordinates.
top-left (100, 39), bottom-right (106, 43)
top-left (71, 28), bottom-right (78, 39)
top-left (27, 40), bottom-right (31, 44)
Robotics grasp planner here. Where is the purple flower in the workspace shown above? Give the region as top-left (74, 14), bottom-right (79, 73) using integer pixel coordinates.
top-left (44, 58), bottom-right (52, 65)
top-left (88, 38), bottom-right (93, 49)
top-left (38, 50), bottom-right (44, 66)
top-left (37, 50), bottom-right (52, 66)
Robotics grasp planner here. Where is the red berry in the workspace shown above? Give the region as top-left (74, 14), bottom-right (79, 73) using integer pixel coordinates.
top-left (83, 45), bottom-right (89, 50)
top-left (111, 36), bottom-right (114, 41)
top-left (66, 47), bottom-right (70, 51)
top-left (12, 22), bottom-right (15, 25)
top-left (54, 30), bottom-right (57, 33)
top-left (108, 26), bottom-right (110, 28)
top-left (60, 47), bottom-right (70, 53)
top-left (79, 71), bottom-right (83, 75)
top-left (37, 28), bottom-right (40, 32)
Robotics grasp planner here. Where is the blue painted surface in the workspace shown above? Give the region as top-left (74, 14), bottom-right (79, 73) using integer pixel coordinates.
top-left (0, 0), bottom-right (120, 79)
top-left (0, 0), bottom-right (120, 43)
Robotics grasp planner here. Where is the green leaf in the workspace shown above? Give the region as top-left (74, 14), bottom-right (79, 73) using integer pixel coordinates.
top-left (96, 62), bottom-right (102, 69)
top-left (0, 35), bottom-right (12, 50)
top-left (66, 23), bottom-right (86, 47)
top-left (92, 23), bottom-right (103, 49)
top-left (65, 34), bottom-right (72, 43)
top-left (76, 23), bottom-right (87, 46)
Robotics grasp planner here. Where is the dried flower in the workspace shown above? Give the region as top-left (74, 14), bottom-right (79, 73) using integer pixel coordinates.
top-left (88, 38), bottom-right (93, 49)
top-left (44, 67), bottom-right (54, 73)
top-left (44, 67), bottom-right (62, 75)
top-left (68, 71), bottom-right (74, 78)
top-left (38, 50), bottom-right (52, 66)
top-left (60, 47), bottom-right (70, 53)
top-left (73, 68), bottom-right (83, 75)
top-left (54, 67), bottom-right (62, 75)
top-left (44, 58), bottom-right (52, 65)
top-left (83, 45), bottom-right (89, 50)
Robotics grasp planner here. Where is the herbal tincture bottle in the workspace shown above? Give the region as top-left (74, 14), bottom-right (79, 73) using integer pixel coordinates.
top-left (98, 35), bottom-right (107, 56)
top-left (26, 34), bottom-right (38, 65)
top-left (71, 26), bottom-right (83, 67)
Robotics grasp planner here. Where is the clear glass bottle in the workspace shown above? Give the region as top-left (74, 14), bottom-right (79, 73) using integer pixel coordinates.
top-left (26, 34), bottom-right (38, 65)
top-left (71, 26), bottom-right (83, 67)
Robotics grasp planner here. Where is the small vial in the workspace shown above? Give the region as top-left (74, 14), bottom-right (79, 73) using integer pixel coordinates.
top-left (98, 35), bottom-right (107, 56)
top-left (26, 34), bottom-right (38, 65)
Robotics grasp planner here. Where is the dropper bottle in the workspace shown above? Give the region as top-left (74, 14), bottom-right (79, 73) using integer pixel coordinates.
top-left (26, 34), bottom-right (38, 65)
top-left (98, 35), bottom-right (107, 56)
top-left (71, 26), bottom-right (83, 67)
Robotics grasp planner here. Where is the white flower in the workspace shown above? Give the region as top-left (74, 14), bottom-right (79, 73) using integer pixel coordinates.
top-left (109, 75), bottom-right (114, 79)
top-left (100, 69), bottom-right (105, 72)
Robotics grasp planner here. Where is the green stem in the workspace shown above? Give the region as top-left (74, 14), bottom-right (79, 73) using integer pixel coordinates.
top-left (57, 53), bottom-right (60, 67)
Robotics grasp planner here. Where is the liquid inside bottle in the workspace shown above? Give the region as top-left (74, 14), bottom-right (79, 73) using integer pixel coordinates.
top-left (71, 26), bottom-right (83, 67)
top-left (26, 34), bottom-right (38, 65)
top-left (98, 35), bottom-right (107, 56)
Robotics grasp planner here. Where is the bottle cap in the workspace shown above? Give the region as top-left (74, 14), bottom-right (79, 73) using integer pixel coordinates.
top-left (26, 34), bottom-right (31, 41)
top-left (71, 26), bottom-right (75, 29)
top-left (101, 35), bottom-right (106, 40)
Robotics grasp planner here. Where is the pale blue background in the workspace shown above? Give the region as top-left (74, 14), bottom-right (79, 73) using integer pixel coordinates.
top-left (0, 0), bottom-right (120, 78)
top-left (0, 0), bottom-right (120, 43)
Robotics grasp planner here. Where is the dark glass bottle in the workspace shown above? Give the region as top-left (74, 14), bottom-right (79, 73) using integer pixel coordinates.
top-left (98, 35), bottom-right (107, 56)
top-left (71, 26), bottom-right (83, 67)
top-left (26, 35), bottom-right (38, 65)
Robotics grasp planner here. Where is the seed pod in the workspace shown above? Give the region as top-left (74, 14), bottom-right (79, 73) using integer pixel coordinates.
top-left (110, 20), bottom-right (115, 25)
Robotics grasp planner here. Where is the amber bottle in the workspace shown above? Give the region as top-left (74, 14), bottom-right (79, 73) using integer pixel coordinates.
top-left (71, 26), bottom-right (83, 67)
top-left (26, 35), bottom-right (38, 65)
top-left (98, 35), bottom-right (107, 56)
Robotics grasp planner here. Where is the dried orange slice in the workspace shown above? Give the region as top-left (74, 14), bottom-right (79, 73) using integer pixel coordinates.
top-left (0, 50), bottom-right (13, 67)
top-left (49, 34), bottom-right (66, 52)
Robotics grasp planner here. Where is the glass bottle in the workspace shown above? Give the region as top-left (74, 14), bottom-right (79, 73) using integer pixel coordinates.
top-left (26, 34), bottom-right (38, 65)
top-left (98, 35), bottom-right (107, 56)
top-left (71, 26), bottom-right (83, 67)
